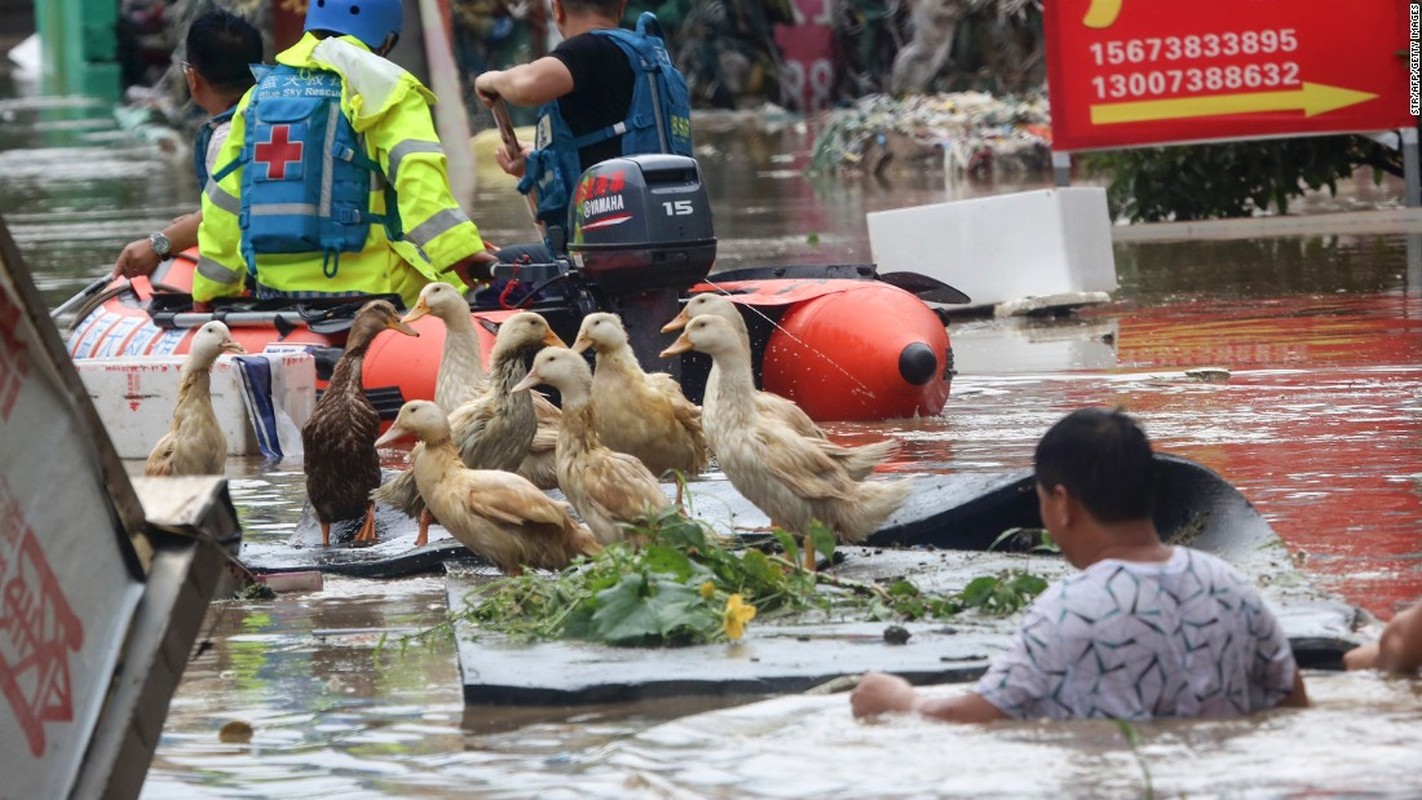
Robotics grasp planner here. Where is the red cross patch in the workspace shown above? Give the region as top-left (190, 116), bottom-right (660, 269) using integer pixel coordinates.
top-left (254, 124), bottom-right (304, 181)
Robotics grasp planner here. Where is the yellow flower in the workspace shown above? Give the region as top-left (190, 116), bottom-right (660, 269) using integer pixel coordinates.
top-left (699, 581), bottom-right (716, 600)
top-left (721, 594), bottom-right (756, 641)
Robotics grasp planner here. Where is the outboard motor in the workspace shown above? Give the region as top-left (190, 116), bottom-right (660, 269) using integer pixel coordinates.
top-left (567, 154), bottom-right (716, 372)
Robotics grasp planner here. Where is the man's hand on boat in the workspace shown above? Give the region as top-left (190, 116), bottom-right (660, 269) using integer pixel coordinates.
top-left (114, 210), bottom-right (202, 280)
top-left (113, 238), bottom-right (162, 280)
top-left (447, 249), bottom-right (501, 289)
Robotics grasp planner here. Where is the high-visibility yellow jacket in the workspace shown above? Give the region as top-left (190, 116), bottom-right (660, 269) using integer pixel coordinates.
top-left (195, 33), bottom-right (482, 306)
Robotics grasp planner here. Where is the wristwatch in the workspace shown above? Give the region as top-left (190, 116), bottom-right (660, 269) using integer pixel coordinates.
top-left (148, 231), bottom-right (172, 259)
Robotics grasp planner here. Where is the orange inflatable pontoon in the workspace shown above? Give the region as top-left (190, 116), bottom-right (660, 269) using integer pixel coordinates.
top-left (67, 253), bottom-right (952, 422)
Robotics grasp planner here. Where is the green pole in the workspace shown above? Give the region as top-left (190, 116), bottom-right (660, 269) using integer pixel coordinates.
top-left (33, 0), bottom-right (120, 100)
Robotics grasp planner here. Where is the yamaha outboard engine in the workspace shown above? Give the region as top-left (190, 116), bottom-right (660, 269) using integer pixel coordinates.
top-left (567, 154), bottom-right (716, 372)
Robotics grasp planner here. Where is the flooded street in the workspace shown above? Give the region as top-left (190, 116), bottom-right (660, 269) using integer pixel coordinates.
top-left (3, 67), bottom-right (1421, 796)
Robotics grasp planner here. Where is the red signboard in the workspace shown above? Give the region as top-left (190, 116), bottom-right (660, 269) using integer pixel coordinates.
top-left (1, 475), bottom-right (85, 758)
top-left (774, 0), bottom-right (836, 113)
top-left (1044, 0), bottom-right (1414, 151)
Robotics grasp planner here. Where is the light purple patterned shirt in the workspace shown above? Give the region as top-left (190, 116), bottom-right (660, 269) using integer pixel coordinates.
top-left (975, 547), bottom-right (1298, 720)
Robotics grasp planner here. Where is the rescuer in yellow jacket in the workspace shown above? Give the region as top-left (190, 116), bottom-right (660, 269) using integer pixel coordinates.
top-left (195, 0), bottom-right (493, 307)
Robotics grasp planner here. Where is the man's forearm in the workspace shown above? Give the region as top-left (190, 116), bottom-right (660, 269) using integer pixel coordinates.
top-left (164, 211), bottom-right (202, 253)
top-left (914, 692), bottom-right (1010, 724)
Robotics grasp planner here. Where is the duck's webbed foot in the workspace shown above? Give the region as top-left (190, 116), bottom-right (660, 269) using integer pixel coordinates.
top-left (353, 502), bottom-right (378, 545)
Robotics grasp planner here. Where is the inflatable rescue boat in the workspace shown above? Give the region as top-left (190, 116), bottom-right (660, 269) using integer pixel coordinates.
top-left (65, 155), bottom-right (957, 422)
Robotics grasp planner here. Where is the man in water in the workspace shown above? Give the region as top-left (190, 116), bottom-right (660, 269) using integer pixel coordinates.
top-left (113, 10), bottom-right (262, 280)
top-left (193, 0), bottom-right (495, 308)
top-left (852, 407), bottom-right (1309, 722)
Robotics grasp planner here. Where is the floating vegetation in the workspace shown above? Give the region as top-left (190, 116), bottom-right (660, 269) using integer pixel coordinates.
top-left (415, 508), bottom-right (1052, 649)
top-left (806, 91), bottom-right (1051, 176)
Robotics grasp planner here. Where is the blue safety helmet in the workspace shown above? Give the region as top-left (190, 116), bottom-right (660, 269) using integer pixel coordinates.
top-left (304, 0), bottom-right (402, 50)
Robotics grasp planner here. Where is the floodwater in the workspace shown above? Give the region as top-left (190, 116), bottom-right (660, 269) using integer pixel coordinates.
top-left (3, 67), bottom-right (1422, 797)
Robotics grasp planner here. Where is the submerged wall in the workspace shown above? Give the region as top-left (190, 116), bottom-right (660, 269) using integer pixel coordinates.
top-left (32, 0), bottom-right (119, 99)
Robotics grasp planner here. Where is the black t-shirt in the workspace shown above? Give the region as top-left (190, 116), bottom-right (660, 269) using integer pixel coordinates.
top-left (549, 31), bottom-right (636, 171)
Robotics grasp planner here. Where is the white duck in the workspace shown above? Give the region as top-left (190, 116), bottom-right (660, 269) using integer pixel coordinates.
top-left (571, 312), bottom-right (708, 481)
top-left (374, 311), bottom-right (565, 545)
top-left (401, 281), bottom-right (487, 412)
top-left (662, 292), bottom-right (898, 479)
top-left (662, 314), bottom-right (911, 567)
top-left (145, 321), bottom-right (245, 477)
top-left (513, 347), bottom-right (671, 545)
top-left (376, 400), bottom-right (600, 574)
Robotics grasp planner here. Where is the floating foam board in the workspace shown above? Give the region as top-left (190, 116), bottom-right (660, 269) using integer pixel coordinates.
top-left (949, 316), bottom-right (1119, 374)
top-left (868, 188), bottom-right (1118, 311)
top-left (443, 454), bottom-right (1359, 705)
top-left (74, 351), bottom-right (315, 460)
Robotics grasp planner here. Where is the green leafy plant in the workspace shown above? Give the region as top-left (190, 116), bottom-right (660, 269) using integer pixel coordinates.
top-left (419, 512), bottom-right (1053, 648)
top-left (1116, 720), bottom-right (1155, 799)
top-left (448, 509), bottom-right (826, 647)
top-left (1082, 134), bottom-right (1402, 222)
top-left (989, 526), bottom-right (1059, 554)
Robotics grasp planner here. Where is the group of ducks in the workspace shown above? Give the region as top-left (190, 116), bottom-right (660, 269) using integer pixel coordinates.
top-left (145, 284), bottom-right (913, 576)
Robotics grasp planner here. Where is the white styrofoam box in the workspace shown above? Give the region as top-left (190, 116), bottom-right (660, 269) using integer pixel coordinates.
top-left (867, 187), bottom-right (1118, 309)
top-left (75, 353), bottom-right (315, 460)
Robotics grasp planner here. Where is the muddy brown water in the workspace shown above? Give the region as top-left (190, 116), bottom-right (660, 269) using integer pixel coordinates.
top-left (3, 72), bottom-right (1420, 796)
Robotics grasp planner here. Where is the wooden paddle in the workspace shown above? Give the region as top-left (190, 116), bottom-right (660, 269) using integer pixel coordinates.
top-left (490, 98), bottom-right (544, 238)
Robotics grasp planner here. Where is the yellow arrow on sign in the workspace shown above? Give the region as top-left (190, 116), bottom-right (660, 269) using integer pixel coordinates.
top-left (1090, 82), bottom-right (1378, 125)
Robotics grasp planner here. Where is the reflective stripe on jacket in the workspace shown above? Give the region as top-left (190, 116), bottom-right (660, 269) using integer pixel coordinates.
top-left (196, 33), bottom-right (482, 306)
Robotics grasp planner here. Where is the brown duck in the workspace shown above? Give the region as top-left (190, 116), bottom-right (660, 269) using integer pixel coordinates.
top-left (303, 299), bottom-right (419, 546)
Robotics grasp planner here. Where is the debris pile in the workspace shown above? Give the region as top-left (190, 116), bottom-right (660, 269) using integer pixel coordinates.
top-left (807, 90), bottom-right (1052, 177)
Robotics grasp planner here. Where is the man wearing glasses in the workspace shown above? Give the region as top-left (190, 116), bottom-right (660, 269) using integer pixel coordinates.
top-left (112, 10), bottom-right (264, 281)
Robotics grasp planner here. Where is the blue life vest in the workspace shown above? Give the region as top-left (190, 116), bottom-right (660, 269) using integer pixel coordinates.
top-left (193, 105), bottom-right (236, 189)
top-left (519, 12), bottom-right (693, 241)
top-left (215, 64), bottom-right (397, 280)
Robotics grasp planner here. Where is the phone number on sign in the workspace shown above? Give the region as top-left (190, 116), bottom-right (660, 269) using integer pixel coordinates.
top-left (1088, 29), bottom-right (1299, 66)
top-left (1091, 63), bottom-right (1301, 100)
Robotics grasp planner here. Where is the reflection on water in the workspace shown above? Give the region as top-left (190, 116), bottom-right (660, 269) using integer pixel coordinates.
top-left (1117, 233), bottom-right (1419, 300)
top-left (3, 70), bottom-right (1421, 798)
top-left (587, 674), bottom-right (1422, 798)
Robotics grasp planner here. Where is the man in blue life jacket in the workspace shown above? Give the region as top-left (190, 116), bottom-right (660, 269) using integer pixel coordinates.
top-left (113, 10), bottom-right (263, 281)
top-left (193, 0), bottom-right (498, 308)
top-left (472, 0), bottom-right (693, 259)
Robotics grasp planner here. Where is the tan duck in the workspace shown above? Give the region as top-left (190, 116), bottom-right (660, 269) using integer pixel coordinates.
top-left (400, 281), bottom-right (561, 489)
top-left (571, 311), bottom-right (708, 481)
top-left (145, 321), bottom-right (246, 477)
top-left (376, 400), bottom-right (600, 574)
top-left (303, 300), bottom-right (419, 546)
top-left (374, 311), bottom-right (565, 545)
top-left (518, 400), bottom-right (563, 490)
top-left (662, 292), bottom-right (898, 480)
top-left (513, 346), bottom-right (671, 545)
top-left (662, 314), bottom-right (911, 566)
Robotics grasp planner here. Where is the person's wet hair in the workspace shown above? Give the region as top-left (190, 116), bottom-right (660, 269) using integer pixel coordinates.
top-left (185, 10), bottom-right (263, 94)
top-left (1034, 407), bottom-right (1156, 523)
